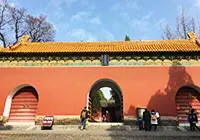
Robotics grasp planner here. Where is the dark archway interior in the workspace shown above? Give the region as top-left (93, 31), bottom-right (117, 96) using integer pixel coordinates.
top-left (89, 79), bottom-right (123, 122)
top-left (14, 86), bottom-right (39, 100)
top-left (176, 84), bottom-right (200, 124)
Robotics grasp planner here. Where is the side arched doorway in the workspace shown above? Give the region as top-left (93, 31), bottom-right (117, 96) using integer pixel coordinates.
top-left (4, 85), bottom-right (39, 124)
top-left (175, 84), bottom-right (200, 124)
top-left (87, 79), bottom-right (123, 122)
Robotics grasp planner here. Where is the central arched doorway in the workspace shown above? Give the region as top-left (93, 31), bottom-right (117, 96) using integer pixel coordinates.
top-left (175, 84), bottom-right (200, 124)
top-left (87, 79), bottom-right (123, 122)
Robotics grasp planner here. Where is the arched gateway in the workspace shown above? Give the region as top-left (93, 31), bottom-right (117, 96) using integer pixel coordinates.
top-left (3, 84), bottom-right (38, 124)
top-left (176, 84), bottom-right (200, 124)
top-left (87, 79), bottom-right (123, 122)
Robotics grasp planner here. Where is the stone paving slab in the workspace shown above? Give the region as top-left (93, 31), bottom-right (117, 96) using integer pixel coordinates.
top-left (0, 124), bottom-right (179, 131)
top-left (0, 130), bottom-right (199, 135)
top-left (0, 130), bottom-right (200, 140)
top-left (0, 124), bottom-right (200, 140)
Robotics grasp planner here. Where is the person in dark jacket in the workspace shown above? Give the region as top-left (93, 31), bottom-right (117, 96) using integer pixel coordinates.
top-left (143, 108), bottom-right (151, 131)
top-left (80, 106), bottom-right (88, 130)
top-left (188, 109), bottom-right (199, 131)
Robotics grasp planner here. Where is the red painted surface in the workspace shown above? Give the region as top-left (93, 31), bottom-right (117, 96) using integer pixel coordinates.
top-left (176, 92), bottom-right (200, 123)
top-left (9, 89), bottom-right (38, 122)
top-left (0, 66), bottom-right (200, 117)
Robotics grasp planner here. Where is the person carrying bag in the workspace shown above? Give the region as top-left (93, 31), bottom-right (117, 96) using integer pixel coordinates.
top-left (80, 106), bottom-right (88, 130)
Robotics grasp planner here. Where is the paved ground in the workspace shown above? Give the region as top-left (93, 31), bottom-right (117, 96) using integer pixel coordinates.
top-left (0, 130), bottom-right (200, 140)
top-left (0, 125), bottom-right (200, 140)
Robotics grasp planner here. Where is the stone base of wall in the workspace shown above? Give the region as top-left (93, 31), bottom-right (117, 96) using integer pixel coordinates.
top-left (0, 115), bottom-right (178, 126)
top-left (158, 116), bottom-right (178, 126)
top-left (0, 116), bottom-right (8, 125)
top-left (123, 116), bottom-right (137, 125)
top-left (124, 116), bottom-right (178, 126)
top-left (36, 116), bottom-right (80, 125)
top-left (35, 115), bottom-right (178, 126)
top-left (0, 116), bottom-right (3, 125)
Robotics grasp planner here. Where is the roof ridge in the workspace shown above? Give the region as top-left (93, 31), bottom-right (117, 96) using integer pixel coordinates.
top-left (24, 39), bottom-right (191, 45)
top-left (1, 33), bottom-right (200, 53)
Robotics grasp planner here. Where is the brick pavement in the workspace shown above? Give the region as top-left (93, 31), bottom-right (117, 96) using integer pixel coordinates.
top-left (0, 129), bottom-right (200, 140)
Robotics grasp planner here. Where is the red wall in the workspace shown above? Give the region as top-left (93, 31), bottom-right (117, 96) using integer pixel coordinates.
top-left (0, 66), bottom-right (200, 116)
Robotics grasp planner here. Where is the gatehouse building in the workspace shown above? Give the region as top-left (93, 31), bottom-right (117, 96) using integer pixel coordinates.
top-left (0, 32), bottom-right (200, 125)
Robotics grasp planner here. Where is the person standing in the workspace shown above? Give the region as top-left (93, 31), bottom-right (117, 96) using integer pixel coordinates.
top-left (150, 109), bottom-right (159, 131)
top-left (156, 111), bottom-right (160, 124)
top-left (143, 108), bottom-right (151, 131)
top-left (80, 106), bottom-right (88, 130)
top-left (188, 109), bottom-right (199, 131)
top-left (138, 116), bottom-right (143, 130)
top-left (106, 110), bottom-right (110, 122)
top-left (102, 114), bottom-right (106, 122)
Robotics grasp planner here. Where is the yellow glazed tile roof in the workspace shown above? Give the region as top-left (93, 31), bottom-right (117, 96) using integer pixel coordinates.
top-left (0, 33), bottom-right (200, 53)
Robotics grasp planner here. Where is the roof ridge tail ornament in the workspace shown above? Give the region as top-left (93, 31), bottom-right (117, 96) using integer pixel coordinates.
top-left (20, 35), bottom-right (30, 44)
top-left (187, 32), bottom-right (200, 47)
top-left (187, 32), bottom-right (198, 42)
top-left (9, 35), bottom-right (30, 50)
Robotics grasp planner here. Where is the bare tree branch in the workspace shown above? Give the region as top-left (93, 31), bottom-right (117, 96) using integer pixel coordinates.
top-left (161, 7), bottom-right (200, 40)
top-left (0, 32), bottom-right (6, 47)
top-left (191, 17), bottom-right (195, 33)
top-left (0, 1), bottom-right (12, 47)
top-left (26, 14), bottom-right (55, 42)
top-left (8, 6), bottom-right (27, 45)
top-left (0, 1), bottom-right (55, 47)
top-left (180, 7), bottom-right (187, 39)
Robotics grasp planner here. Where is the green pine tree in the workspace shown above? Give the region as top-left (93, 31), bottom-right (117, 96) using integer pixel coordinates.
top-left (125, 35), bottom-right (131, 41)
top-left (91, 90), bottom-right (107, 117)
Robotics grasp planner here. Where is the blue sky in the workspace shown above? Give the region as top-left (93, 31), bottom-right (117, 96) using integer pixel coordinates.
top-left (100, 87), bottom-right (112, 100)
top-left (7, 0), bottom-right (200, 41)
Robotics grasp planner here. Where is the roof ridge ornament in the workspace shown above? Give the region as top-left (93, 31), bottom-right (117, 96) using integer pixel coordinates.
top-left (9, 35), bottom-right (30, 50)
top-left (187, 32), bottom-right (198, 42)
top-left (188, 32), bottom-right (200, 47)
top-left (20, 35), bottom-right (30, 43)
